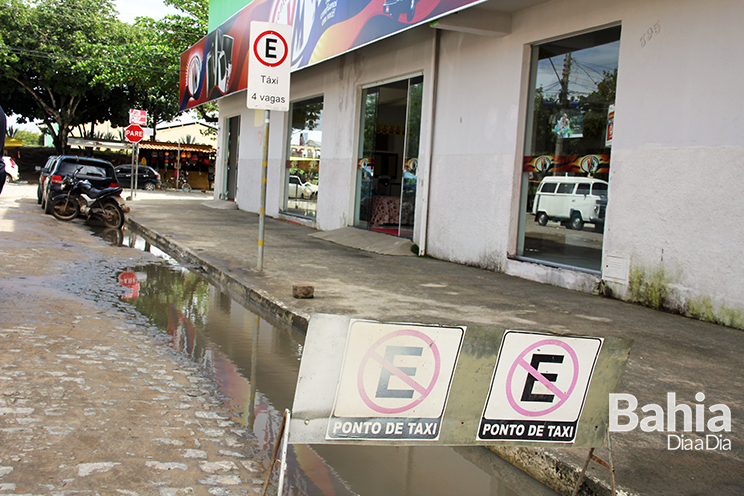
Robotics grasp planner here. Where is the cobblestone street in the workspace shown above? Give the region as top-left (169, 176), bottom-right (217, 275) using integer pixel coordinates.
top-left (0, 184), bottom-right (269, 495)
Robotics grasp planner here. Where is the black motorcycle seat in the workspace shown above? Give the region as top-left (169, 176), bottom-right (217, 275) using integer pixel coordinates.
top-left (82, 184), bottom-right (122, 199)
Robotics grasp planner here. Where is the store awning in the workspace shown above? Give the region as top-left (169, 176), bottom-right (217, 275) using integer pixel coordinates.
top-left (139, 141), bottom-right (215, 153)
top-left (4, 137), bottom-right (24, 149)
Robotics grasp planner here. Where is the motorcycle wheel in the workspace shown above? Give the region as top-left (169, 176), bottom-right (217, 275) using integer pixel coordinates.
top-left (51, 198), bottom-right (80, 221)
top-left (101, 202), bottom-right (125, 229)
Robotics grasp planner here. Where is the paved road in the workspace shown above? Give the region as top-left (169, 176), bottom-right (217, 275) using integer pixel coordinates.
top-left (4, 182), bottom-right (744, 495)
top-left (122, 186), bottom-right (744, 496)
top-left (0, 183), bottom-right (268, 494)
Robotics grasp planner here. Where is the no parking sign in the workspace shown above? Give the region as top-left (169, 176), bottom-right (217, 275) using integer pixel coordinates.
top-left (479, 331), bottom-right (602, 443)
top-left (327, 320), bottom-right (465, 441)
top-left (289, 315), bottom-right (631, 448)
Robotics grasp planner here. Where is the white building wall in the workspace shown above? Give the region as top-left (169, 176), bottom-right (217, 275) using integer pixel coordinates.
top-left (218, 0), bottom-right (744, 327)
top-left (218, 27), bottom-right (435, 230)
top-left (428, 0), bottom-right (744, 324)
top-left (602, 0), bottom-right (744, 319)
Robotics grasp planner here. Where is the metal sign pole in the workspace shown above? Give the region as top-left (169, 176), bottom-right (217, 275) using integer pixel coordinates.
top-left (260, 409), bottom-right (290, 496)
top-left (129, 143), bottom-right (135, 200)
top-left (277, 409), bottom-right (291, 495)
top-left (246, 21), bottom-right (291, 271)
top-left (133, 143), bottom-right (139, 198)
top-left (257, 109), bottom-right (269, 271)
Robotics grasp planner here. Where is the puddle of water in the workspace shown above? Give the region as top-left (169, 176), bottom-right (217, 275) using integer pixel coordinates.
top-left (115, 230), bottom-right (559, 496)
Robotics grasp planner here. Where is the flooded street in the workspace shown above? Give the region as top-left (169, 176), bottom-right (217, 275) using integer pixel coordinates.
top-left (113, 229), bottom-right (559, 496)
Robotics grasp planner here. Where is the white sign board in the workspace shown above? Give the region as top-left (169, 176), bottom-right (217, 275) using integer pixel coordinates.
top-left (247, 21), bottom-right (291, 112)
top-left (290, 315), bottom-right (631, 447)
top-left (605, 104), bottom-right (615, 147)
top-left (327, 320), bottom-right (465, 441)
top-left (478, 331), bottom-right (602, 443)
top-left (129, 109), bottom-right (147, 126)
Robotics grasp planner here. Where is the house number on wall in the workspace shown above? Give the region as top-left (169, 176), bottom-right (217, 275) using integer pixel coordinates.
top-left (640, 21), bottom-right (661, 48)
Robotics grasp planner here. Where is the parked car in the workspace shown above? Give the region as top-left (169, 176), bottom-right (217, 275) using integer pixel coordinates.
top-left (288, 175), bottom-right (318, 200)
top-left (36, 155), bottom-right (59, 205)
top-left (2, 156), bottom-right (19, 182)
top-left (115, 165), bottom-right (161, 191)
top-left (532, 176), bottom-right (608, 231)
top-left (40, 156), bottom-right (119, 214)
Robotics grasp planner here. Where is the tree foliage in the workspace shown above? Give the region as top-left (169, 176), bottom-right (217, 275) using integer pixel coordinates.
top-left (86, 0), bottom-right (208, 140)
top-left (0, 0), bottom-right (137, 153)
top-left (0, 0), bottom-right (208, 152)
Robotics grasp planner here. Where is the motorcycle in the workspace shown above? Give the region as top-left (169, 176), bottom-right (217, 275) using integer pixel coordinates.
top-left (50, 168), bottom-right (127, 229)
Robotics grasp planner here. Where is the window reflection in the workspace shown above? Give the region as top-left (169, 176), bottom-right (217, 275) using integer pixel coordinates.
top-left (519, 27), bottom-right (620, 272)
top-left (284, 97), bottom-right (322, 218)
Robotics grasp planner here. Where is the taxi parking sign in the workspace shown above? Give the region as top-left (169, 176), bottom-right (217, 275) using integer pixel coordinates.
top-left (247, 21), bottom-right (291, 112)
top-left (290, 315), bottom-right (631, 448)
top-left (327, 320), bottom-right (465, 441)
top-left (478, 331), bottom-right (602, 443)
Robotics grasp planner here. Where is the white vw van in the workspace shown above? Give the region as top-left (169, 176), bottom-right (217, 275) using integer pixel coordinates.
top-left (531, 176), bottom-right (608, 230)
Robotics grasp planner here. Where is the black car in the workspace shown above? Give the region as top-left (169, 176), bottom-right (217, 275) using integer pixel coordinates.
top-left (115, 165), bottom-right (161, 191)
top-left (41, 156), bottom-right (119, 214)
top-left (36, 155), bottom-right (59, 205)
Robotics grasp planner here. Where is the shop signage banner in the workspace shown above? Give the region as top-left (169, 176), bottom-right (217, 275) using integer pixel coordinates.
top-left (180, 0), bottom-right (488, 110)
top-left (522, 154), bottom-right (610, 175)
top-left (290, 314), bottom-right (633, 448)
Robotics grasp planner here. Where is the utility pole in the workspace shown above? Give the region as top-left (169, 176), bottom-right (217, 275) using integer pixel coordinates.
top-left (554, 53), bottom-right (572, 161)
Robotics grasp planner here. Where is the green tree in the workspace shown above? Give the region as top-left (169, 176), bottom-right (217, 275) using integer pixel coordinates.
top-left (15, 129), bottom-right (42, 146)
top-left (0, 0), bottom-right (136, 153)
top-left (87, 0), bottom-right (208, 140)
top-left (579, 69), bottom-right (617, 149)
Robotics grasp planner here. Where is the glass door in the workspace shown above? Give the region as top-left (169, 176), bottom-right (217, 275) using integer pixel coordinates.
top-left (225, 116), bottom-right (240, 200)
top-left (354, 76), bottom-right (423, 239)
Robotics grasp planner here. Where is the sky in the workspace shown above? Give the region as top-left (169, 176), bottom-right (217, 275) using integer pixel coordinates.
top-left (114, 0), bottom-right (182, 24)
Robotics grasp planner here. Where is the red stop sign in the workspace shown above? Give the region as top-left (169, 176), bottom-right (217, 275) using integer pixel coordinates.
top-left (118, 271), bottom-right (138, 287)
top-left (125, 124), bottom-right (144, 143)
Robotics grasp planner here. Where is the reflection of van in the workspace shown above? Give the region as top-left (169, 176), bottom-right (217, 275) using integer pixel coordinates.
top-left (532, 176), bottom-right (608, 230)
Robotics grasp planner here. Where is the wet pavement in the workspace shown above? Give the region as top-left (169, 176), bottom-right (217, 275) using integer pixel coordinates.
top-left (0, 183), bottom-right (560, 496)
top-left (118, 187), bottom-right (743, 496)
top-left (0, 185), bottom-right (267, 495)
top-left (2, 182), bottom-right (744, 495)
top-left (113, 253), bottom-right (559, 496)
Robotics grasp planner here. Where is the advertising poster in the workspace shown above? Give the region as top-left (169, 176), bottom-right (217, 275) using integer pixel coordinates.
top-left (180, 0), bottom-right (486, 110)
top-left (522, 154), bottom-right (610, 175)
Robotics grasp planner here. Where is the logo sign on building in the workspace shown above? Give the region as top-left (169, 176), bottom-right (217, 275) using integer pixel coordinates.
top-left (129, 109), bottom-right (147, 126)
top-left (478, 331), bottom-right (602, 443)
top-left (246, 21), bottom-right (291, 112)
top-left (327, 320), bottom-right (465, 441)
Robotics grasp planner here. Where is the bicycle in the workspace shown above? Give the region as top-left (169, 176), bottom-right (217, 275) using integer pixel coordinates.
top-left (163, 170), bottom-right (192, 192)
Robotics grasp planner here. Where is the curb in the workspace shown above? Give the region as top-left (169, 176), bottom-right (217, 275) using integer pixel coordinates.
top-left (125, 217), bottom-right (638, 496)
top-left (488, 446), bottom-right (635, 496)
top-left (126, 219), bottom-right (309, 333)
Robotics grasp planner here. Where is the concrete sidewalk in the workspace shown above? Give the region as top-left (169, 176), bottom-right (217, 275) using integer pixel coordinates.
top-left (126, 193), bottom-right (744, 496)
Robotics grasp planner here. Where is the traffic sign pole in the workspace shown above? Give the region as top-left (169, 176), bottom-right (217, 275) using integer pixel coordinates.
top-left (258, 109), bottom-right (270, 271)
top-left (247, 21), bottom-right (291, 272)
top-left (129, 142), bottom-right (136, 201)
top-left (133, 143), bottom-right (140, 199)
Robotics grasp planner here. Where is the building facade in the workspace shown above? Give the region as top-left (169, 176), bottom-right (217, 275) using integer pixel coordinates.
top-left (186, 0), bottom-right (744, 328)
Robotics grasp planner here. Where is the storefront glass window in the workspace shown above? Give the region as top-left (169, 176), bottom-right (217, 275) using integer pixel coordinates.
top-left (284, 97), bottom-right (322, 218)
top-left (518, 27), bottom-right (620, 272)
top-left (354, 76), bottom-right (423, 239)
